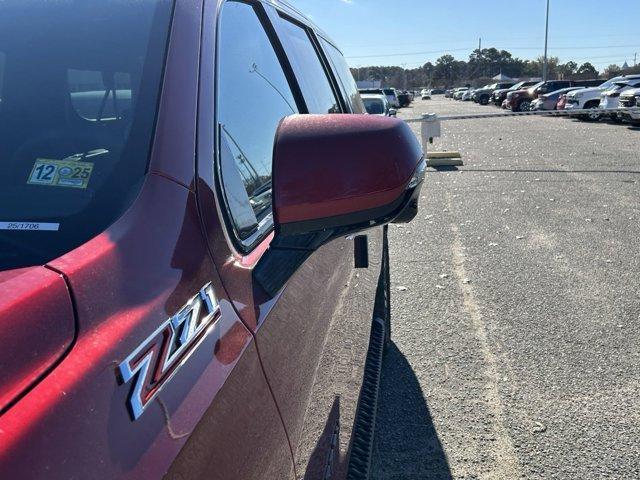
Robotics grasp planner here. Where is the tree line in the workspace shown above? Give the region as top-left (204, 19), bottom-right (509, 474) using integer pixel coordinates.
top-left (351, 47), bottom-right (640, 89)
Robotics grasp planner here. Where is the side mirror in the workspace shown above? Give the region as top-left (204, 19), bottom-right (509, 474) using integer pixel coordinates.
top-left (254, 114), bottom-right (425, 296)
top-left (388, 108), bottom-right (397, 117)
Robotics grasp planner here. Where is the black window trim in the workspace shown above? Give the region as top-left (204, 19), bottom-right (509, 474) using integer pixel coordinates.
top-left (275, 11), bottom-right (348, 114)
top-left (317, 33), bottom-right (361, 114)
top-left (212, 0), bottom-right (308, 254)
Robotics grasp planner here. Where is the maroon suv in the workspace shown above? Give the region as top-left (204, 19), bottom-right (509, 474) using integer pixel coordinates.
top-left (0, 1), bottom-right (425, 479)
top-left (506, 80), bottom-right (574, 111)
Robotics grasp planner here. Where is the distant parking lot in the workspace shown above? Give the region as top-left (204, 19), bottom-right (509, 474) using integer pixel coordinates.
top-left (372, 96), bottom-right (640, 479)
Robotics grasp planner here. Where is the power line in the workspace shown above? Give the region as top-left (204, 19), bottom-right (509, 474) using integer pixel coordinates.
top-left (342, 33), bottom-right (640, 50)
top-left (347, 44), bottom-right (640, 60)
top-left (347, 47), bottom-right (470, 59)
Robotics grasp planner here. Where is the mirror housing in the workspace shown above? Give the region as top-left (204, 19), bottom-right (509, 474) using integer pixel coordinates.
top-left (255, 114), bottom-right (425, 296)
top-left (388, 108), bottom-right (397, 117)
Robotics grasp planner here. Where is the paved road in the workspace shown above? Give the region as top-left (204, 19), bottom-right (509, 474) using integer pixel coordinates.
top-left (371, 97), bottom-right (640, 479)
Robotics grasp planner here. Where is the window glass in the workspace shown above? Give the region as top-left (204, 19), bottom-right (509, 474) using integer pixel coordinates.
top-left (68, 70), bottom-right (132, 121)
top-left (362, 98), bottom-right (384, 115)
top-left (278, 17), bottom-right (339, 114)
top-left (0, 0), bottom-right (173, 271)
top-left (217, 1), bottom-right (298, 243)
top-left (319, 38), bottom-right (365, 113)
top-left (0, 52), bottom-right (5, 102)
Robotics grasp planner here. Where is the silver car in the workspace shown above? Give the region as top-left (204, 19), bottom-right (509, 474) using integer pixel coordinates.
top-left (531, 87), bottom-right (585, 111)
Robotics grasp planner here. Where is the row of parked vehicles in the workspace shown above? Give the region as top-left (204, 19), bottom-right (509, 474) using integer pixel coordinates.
top-left (445, 76), bottom-right (640, 124)
top-left (358, 87), bottom-right (415, 116)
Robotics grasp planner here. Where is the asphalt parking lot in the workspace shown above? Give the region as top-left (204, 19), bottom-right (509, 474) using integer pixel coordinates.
top-left (371, 97), bottom-right (640, 479)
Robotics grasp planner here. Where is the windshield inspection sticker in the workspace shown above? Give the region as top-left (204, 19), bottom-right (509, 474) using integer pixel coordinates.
top-left (27, 158), bottom-right (94, 189)
top-left (0, 222), bottom-right (60, 231)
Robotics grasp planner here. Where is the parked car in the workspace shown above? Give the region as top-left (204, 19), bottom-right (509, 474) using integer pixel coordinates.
top-left (397, 90), bottom-right (412, 107)
top-left (506, 80), bottom-right (574, 112)
top-left (430, 88), bottom-right (446, 95)
top-left (618, 87), bottom-right (640, 125)
top-left (359, 88), bottom-right (386, 96)
top-left (564, 75), bottom-right (640, 120)
top-left (470, 85), bottom-right (489, 102)
top-left (492, 80), bottom-right (540, 106)
top-left (383, 87), bottom-right (400, 108)
top-left (531, 86), bottom-right (585, 111)
top-left (473, 82), bottom-right (515, 105)
top-left (461, 89), bottom-right (474, 101)
top-left (421, 89), bottom-right (431, 100)
top-left (361, 93), bottom-right (396, 116)
top-left (556, 92), bottom-right (570, 110)
top-left (445, 89), bottom-right (454, 98)
top-left (453, 87), bottom-right (469, 100)
top-left (0, 1), bottom-right (426, 479)
top-left (599, 79), bottom-right (640, 120)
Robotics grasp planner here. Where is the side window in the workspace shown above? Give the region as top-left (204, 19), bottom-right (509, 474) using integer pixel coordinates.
top-left (0, 52), bottom-right (5, 106)
top-left (217, 1), bottom-right (298, 245)
top-left (319, 38), bottom-right (366, 114)
top-left (67, 69), bottom-right (132, 121)
top-left (278, 17), bottom-right (340, 114)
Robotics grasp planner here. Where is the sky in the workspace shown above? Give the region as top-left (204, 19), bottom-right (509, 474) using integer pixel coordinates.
top-left (292, 0), bottom-right (640, 70)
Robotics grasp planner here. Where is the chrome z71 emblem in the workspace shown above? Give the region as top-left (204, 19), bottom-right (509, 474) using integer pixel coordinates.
top-left (117, 283), bottom-right (220, 420)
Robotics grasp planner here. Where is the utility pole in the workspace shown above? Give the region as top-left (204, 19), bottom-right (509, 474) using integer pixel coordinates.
top-left (635, 53), bottom-right (637, 67)
top-left (542, 0), bottom-right (550, 81)
top-left (401, 63), bottom-right (408, 90)
top-left (478, 37), bottom-right (481, 51)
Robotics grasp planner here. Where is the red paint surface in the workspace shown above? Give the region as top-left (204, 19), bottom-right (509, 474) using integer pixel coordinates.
top-left (0, 267), bottom-right (75, 413)
top-left (0, 2), bottom-right (293, 477)
top-left (0, 1), bottom-right (402, 478)
top-left (272, 114), bottom-right (423, 225)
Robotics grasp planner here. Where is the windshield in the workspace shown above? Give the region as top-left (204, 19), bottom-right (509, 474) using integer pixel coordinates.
top-left (598, 77), bottom-right (631, 90)
top-left (363, 98), bottom-right (385, 115)
top-left (509, 82), bottom-right (524, 90)
top-left (383, 89), bottom-right (395, 95)
top-left (0, 0), bottom-right (174, 271)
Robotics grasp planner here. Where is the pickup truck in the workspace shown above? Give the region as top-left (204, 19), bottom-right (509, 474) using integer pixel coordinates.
top-left (506, 79), bottom-right (602, 112)
top-left (564, 75), bottom-right (640, 120)
top-left (492, 80), bottom-right (539, 106)
top-left (618, 87), bottom-right (640, 125)
top-left (472, 82), bottom-right (515, 105)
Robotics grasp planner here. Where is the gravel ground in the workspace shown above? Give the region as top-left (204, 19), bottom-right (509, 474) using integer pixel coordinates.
top-left (370, 97), bottom-right (640, 480)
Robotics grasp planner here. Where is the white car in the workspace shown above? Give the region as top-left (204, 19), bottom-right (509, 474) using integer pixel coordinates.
top-left (618, 87), bottom-right (640, 124)
top-left (565, 75), bottom-right (640, 119)
top-left (383, 88), bottom-right (400, 108)
top-left (461, 89), bottom-right (474, 101)
top-left (420, 88), bottom-right (431, 100)
top-left (599, 79), bottom-right (640, 115)
top-left (453, 87), bottom-right (469, 100)
top-left (361, 93), bottom-right (396, 117)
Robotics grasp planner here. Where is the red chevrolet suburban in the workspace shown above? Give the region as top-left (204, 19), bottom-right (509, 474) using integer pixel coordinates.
top-left (0, 0), bottom-right (425, 479)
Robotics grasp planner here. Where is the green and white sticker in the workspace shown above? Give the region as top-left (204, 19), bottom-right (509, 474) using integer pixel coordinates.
top-left (27, 158), bottom-right (94, 189)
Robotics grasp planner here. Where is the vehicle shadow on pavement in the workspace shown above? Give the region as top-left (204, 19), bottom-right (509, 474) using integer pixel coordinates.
top-left (370, 343), bottom-right (452, 480)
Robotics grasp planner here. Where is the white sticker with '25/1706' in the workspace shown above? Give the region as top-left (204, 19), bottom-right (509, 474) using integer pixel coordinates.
top-left (27, 159), bottom-right (94, 189)
top-left (0, 222), bottom-right (60, 231)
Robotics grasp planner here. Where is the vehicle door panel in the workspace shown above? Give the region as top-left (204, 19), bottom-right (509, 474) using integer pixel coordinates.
top-left (0, 175), bottom-right (292, 479)
top-left (196, 2), bottom-right (384, 478)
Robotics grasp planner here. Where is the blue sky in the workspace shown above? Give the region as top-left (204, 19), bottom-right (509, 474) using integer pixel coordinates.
top-left (292, 0), bottom-right (640, 70)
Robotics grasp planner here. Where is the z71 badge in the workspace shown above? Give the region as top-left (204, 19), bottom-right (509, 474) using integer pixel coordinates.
top-left (117, 283), bottom-right (220, 420)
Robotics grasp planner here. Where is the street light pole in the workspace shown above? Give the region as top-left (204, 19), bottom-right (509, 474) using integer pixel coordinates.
top-left (542, 0), bottom-right (550, 81)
